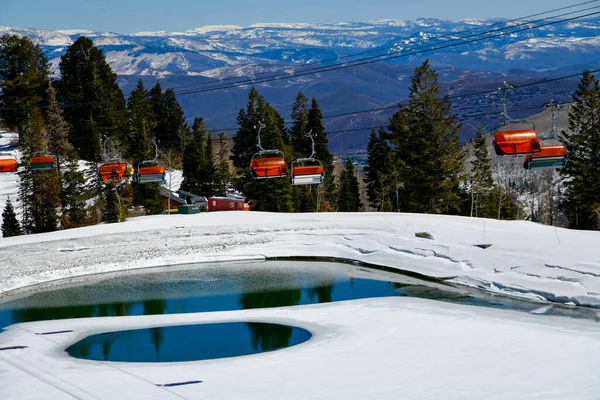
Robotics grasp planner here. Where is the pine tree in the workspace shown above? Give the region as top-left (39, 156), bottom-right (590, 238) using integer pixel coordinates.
top-left (364, 126), bottom-right (392, 211)
top-left (337, 158), bottom-right (362, 212)
top-left (152, 85), bottom-right (186, 152)
top-left (180, 117), bottom-right (206, 194)
top-left (1, 198), bottom-right (21, 237)
top-left (290, 92), bottom-right (311, 158)
top-left (127, 79), bottom-right (156, 165)
top-left (0, 34), bottom-right (50, 137)
top-left (56, 36), bottom-right (127, 161)
top-left (215, 132), bottom-right (233, 196)
top-left (19, 109), bottom-right (61, 234)
top-left (45, 84), bottom-right (88, 228)
top-left (470, 125), bottom-right (496, 218)
top-left (200, 132), bottom-right (216, 197)
top-left (387, 60), bottom-right (465, 213)
top-left (104, 189), bottom-right (121, 223)
top-left (232, 88), bottom-right (294, 212)
top-left (560, 70), bottom-right (600, 230)
top-left (307, 97), bottom-right (335, 211)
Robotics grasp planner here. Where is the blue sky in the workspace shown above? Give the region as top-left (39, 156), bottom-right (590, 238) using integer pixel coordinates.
top-left (1, 0), bottom-right (587, 33)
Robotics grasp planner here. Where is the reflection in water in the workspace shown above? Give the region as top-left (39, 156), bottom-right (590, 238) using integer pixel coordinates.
top-left (66, 323), bottom-right (312, 362)
top-left (1, 261), bottom-right (596, 333)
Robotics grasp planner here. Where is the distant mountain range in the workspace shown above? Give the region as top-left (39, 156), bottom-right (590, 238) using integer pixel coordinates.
top-left (3, 18), bottom-right (600, 155)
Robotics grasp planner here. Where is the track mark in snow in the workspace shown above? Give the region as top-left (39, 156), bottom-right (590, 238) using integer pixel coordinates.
top-left (545, 263), bottom-right (600, 278)
top-left (59, 247), bottom-right (89, 253)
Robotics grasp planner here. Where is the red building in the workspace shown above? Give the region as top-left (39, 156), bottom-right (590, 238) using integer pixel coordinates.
top-left (208, 197), bottom-right (253, 212)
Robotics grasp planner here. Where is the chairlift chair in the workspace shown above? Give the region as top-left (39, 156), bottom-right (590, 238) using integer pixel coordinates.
top-left (250, 122), bottom-right (288, 179)
top-left (0, 153), bottom-right (18, 173)
top-left (135, 161), bottom-right (166, 183)
top-left (523, 145), bottom-right (567, 170)
top-left (134, 140), bottom-right (165, 183)
top-left (99, 160), bottom-right (130, 184)
top-left (493, 129), bottom-right (542, 156)
top-left (290, 131), bottom-right (324, 186)
top-left (30, 152), bottom-right (54, 171)
top-left (99, 136), bottom-right (130, 184)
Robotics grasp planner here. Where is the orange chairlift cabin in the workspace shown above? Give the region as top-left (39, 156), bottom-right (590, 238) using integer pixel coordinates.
top-left (523, 102), bottom-right (568, 170)
top-left (493, 128), bottom-right (542, 156)
top-left (250, 122), bottom-right (288, 179)
top-left (0, 152), bottom-right (18, 173)
top-left (30, 135), bottom-right (54, 171)
top-left (523, 145), bottom-right (567, 170)
top-left (99, 137), bottom-right (130, 184)
top-left (291, 131), bottom-right (324, 186)
top-left (134, 140), bottom-right (165, 184)
top-left (492, 82), bottom-right (542, 156)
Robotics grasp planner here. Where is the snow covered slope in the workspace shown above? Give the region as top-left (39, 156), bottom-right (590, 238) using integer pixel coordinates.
top-left (0, 211), bottom-right (599, 308)
top-left (3, 18), bottom-right (600, 77)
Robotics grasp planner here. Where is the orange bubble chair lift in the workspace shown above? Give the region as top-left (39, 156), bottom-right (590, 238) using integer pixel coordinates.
top-left (99, 136), bottom-right (130, 184)
top-left (99, 161), bottom-right (130, 184)
top-left (0, 153), bottom-right (18, 173)
top-left (523, 145), bottom-right (567, 170)
top-left (290, 132), bottom-right (324, 186)
top-left (30, 153), bottom-right (54, 171)
top-left (134, 140), bottom-right (165, 183)
top-left (250, 122), bottom-right (288, 180)
top-left (493, 129), bottom-right (542, 156)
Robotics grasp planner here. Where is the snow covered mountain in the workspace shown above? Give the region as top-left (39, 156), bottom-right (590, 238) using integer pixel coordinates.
top-left (2, 18), bottom-right (600, 154)
top-left (3, 19), bottom-right (600, 77)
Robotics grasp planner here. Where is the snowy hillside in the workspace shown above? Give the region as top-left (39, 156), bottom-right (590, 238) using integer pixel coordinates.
top-left (3, 18), bottom-right (600, 77)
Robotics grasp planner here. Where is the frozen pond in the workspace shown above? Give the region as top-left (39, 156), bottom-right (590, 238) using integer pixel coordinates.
top-left (0, 260), bottom-right (597, 333)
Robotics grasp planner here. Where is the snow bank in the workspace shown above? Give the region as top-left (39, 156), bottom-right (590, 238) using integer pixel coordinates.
top-left (0, 211), bottom-right (599, 308)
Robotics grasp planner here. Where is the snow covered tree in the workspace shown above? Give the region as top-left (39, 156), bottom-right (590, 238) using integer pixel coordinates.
top-left (387, 60), bottom-right (465, 214)
top-left (1, 198), bottom-right (21, 237)
top-left (56, 36), bottom-right (127, 162)
top-left (0, 34), bottom-right (50, 137)
top-left (560, 70), bottom-right (600, 230)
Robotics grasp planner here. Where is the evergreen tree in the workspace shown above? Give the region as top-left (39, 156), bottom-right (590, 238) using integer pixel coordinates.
top-left (470, 125), bottom-right (496, 218)
top-left (337, 158), bottom-right (362, 212)
top-left (104, 189), bottom-right (120, 223)
top-left (1, 198), bottom-right (21, 237)
top-left (0, 34), bottom-right (50, 137)
top-left (290, 92), bottom-right (311, 158)
top-left (56, 36), bottom-right (127, 161)
top-left (127, 79), bottom-right (156, 165)
top-left (232, 88), bottom-right (293, 212)
top-left (151, 85), bottom-right (186, 152)
top-left (45, 84), bottom-right (88, 228)
top-left (180, 117), bottom-right (206, 194)
top-left (560, 70), bottom-right (600, 230)
top-left (215, 132), bottom-right (233, 196)
top-left (387, 60), bottom-right (465, 213)
top-left (307, 97), bottom-right (335, 211)
top-left (364, 126), bottom-right (392, 211)
top-left (200, 132), bottom-right (216, 197)
top-left (20, 109), bottom-right (61, 234)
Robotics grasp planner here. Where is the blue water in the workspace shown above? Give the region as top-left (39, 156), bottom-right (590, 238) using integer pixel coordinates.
top-left (66, 322), bottom-right (312, 362)
top-left (0, 261), bottom-right (595, 362)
